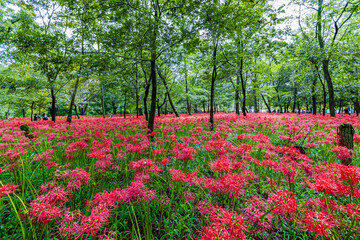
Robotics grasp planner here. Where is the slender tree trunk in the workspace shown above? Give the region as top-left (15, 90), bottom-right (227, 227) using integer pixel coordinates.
top-left (253, 74), bottom-right (259, 113)
top-left (50, 88), bottom-right (56, 121)
top-left (352, 98), bottom-right (360, 116)
top-left (30, 101), bottom-right (34, 121)
top-left (123, 93), bottom-right (127, 118)
top-left (144, 83), bottom-right (150, 121)
top-left (22, 109), bottom-right (25, 118)
top-left (66, 75), bottom-right (80, 123)
top-left (261, 94), bottom-right (271, 113)
top-left (148, 56), bottom-right (157, 132)
top-left (210, 40), bottom-right (218, 130)
top-left (318, 72), bottom-right (327, 116)
top-left (239, 57), bottom-right (246, 117)
top-left (185, 58), bottom-right (191, 115)
top-left (322, 60), bottom-right (335, 116)
top-left (101, 82), bottom-right (106, 118)
top-left (235, 74), bottom-right (240, 115)
top-left (158, 67), bottom-right (179, 117)
top-left (135, 65), bottom-right (139, 118)
top-left (292, 90), bottom-right (297, 113)
top-left (74, 104), bottom-right (80, 119)
top-left (312, 72), bottom-right (317, 115)
top-left (316, 0), bottom-right (335, 117)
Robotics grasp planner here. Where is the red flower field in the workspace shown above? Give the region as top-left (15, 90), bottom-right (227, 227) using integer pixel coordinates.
top-left (0, 113), bottom-right (359, 239)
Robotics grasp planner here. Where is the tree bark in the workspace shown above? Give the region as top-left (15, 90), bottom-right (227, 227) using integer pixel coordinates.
top-left (50, 88), bottom-right (56, 121)
top-left (316, 0), bottom-right (335, 117)
top-left (147, 56), bottom-right (157, 132)
top-left (74, 104), bottom-right (80, 119)
top-left (157, 67), bottom-right (179, 117)
top-left (239, 57), bottom-right (246, 117)
top-left (101, 82), bottom-right (106, 118)
top-left (123, 93), bottom-right (127, 118)
top-left (184, 58), bottom-right (191, 115)
top-left (210, 40), bottom-right (218, 130)
top-left (352, 98), bottom-right (360, 116)
top-left (30, 101), bottom-right (34, 121)
top-left (261, 94), bottom-right (271, 113)
top-left (312, 72), bottom-right (317, 115)
top-left (66, 75), bottom-right (80, 123)
top-left (235, 74), bottom-right (240, 115)
top-left (253, 74), bottom-right (259, 113)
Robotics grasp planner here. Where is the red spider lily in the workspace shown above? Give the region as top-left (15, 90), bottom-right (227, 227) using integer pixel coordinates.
top-left (129, 158), bottom-right (155, 171)
top-left (210, 157), bottom-right (231, 173)
top-left (331, 146), bottom-right (353, 163)
top-left (268, 189), bottom-right (298, 216)
top-left (243, 196), bottom-right (272, 230)
top-left (57, 168), bottom-right (90, 191)
top-left (33, 186), bottom-right (69, 206)
top-left (30, 202), bottom-right (62, 224)
top-left (183, 190), bottom-right (194, 202)
top-left (345, 203), bottom-right (360, 220)
top-left (0, 183), bottom-right (19, 197)
top-left (304, 211), bottom-right (337, 238)
top-left (221, 173), bottom-right (246, 196)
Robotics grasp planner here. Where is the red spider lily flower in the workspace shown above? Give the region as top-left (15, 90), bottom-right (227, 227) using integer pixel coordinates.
top-left (159, 157), bottom-right (169, 165)
top-left (243, 196), bottom-right (272, 230)
top-left (57, 168), bottom-right (90, 191)
top-left (183, 190), bottom-right (194, 202)
top-left (30, 202), bottom-right (62, 224)
top-left (304, 211), bottom-right (337, 238)
top-left (129, 158), bottom-right (154, 171)
top-left (116, 150), bottom-right (125, 159)
top-left (0, 183), bottom-right (19, 197)
top-left (175, 147), bottom-right (198, 161)
top-left (210, 157), bottom-right (231, 173)
top-left (5, 146), bottom-right (26, 160)
top-left (153, 148), bottom-right (166, 155)
top-left (345, 203), bottom-right (360, 220)
top-left (331, 146), bottom-right (353, 163)
top-left (169, 168), bottom-right (187, 182)
top-left (221, 173), bottom-right (246, 196)
top-left (268, 189), bottom-right (298, 216)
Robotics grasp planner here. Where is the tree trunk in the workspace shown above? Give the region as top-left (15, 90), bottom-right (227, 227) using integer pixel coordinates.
top-left (30, 101), bottom-right (34, 121)
top-left (235, 74), bottom-right (240, 115)
top-left (185, 58), bottom-right (191, 115)
top-left (74, 104), bottom-right (80, 119)
top-left (135, 68), bottom-right (139, 118)
top-left (50, 88), bottom-right (56, 122)
top-left (66, 75), bottom-right (80, 123)
top-left (144, 82), bottom-right (150, 121)
top-left (292, 90), bottom-right (297, 113)
top-left (239, 57), bottom-right (246, 117)
top-left (261, 94), bottom-right (271, 113)
top-left (123, 93), bottom-right (127, 118)
top-left (253, 74), bottom-right (259, 113)
top-left (79, 104), bottom-right (87, 115)
top-left (210, 40), bottom-right (218, 130)
top-left (322, 60), bottom-right (335, 116)
top-left (312, 72), bottom-right (317, 115)
top-left (352, 98), bottom-right (360, 116)
top-left (147, 57), bottom-right (157, 133)
top-left (101, 83), bottom-right (106, 118)
top-left (157, 67), bottom-right (179, 117)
